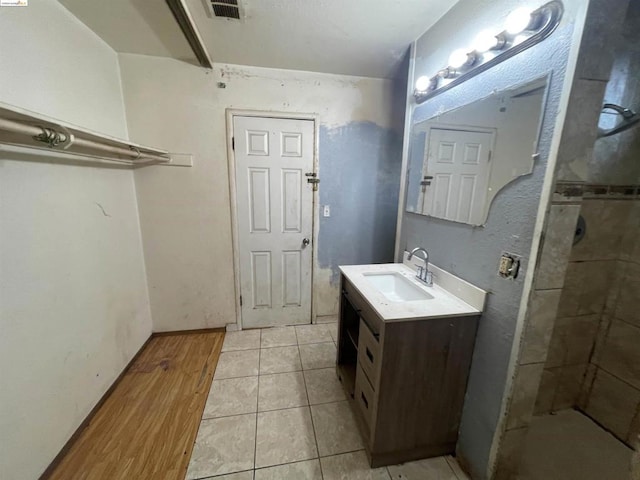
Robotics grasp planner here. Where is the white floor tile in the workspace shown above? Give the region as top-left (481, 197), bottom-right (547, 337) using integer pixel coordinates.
top-left (255, 406), bottom-right (318, 468)
top-left (259, 346), bottom-right (302, 374)
top-left (258, 372), bottom-right (308, 411)
top-left (261, 327), bottom-right (297, 348)
top-left (254, 459), bottom-right (322, 480)
top-left (311, 400), bottom-right (364, 456)
top-left (186, 414), bottom-right (256, 479)
top-left (321, 451), bottom-right (391, 480)
top-left (214, 350), bottom-right (260, 379)
top-left (304, 368), bottom-right (346, 405)
top-left (387, 456), bottom-right (457, 480)
top-left (299, 342), bottom-right (336, 370)
top-left (296, 324), bottom-right (333, 345)
top-left (222, 330), bottom-right (261, 352)
top-left (203, 376), bottom-right (258, 419)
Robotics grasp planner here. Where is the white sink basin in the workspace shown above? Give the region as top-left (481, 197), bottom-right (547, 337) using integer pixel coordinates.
top-left (363, 272), bottom-right (433, 302)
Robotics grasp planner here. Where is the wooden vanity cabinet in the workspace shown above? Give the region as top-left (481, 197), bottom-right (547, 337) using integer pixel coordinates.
top-left (336, 274), bottom-right (479, 467)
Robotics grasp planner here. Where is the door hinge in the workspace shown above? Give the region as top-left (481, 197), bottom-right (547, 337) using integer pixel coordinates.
top-left (239, 295), bottom-right (243, 306)
top-left (232, 136), bottom-right (235, 151)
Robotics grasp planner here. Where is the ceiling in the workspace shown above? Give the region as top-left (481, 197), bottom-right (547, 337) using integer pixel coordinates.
top-left (59, 0), bottom-right (458, 79)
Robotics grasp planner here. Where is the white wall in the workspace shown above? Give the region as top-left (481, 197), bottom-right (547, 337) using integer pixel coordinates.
top-left (119, 55), bottom-right (402, 332)
top-left (0, 2), bottom-right (152, 479)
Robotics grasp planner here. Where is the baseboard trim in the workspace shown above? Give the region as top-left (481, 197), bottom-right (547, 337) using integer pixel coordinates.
top-left (153, 327), bottom-right (226, 336)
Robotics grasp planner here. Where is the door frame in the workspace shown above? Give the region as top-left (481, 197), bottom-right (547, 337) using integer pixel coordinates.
top-left (225, 109), bottom-right (319, 331)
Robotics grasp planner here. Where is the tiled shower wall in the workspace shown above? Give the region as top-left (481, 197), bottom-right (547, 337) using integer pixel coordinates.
top-left (535, 194), bottom-right (640, 447)
top-left (583, 197), bottom-right (640, 446)
top-left (533, 0), bottom-right (640, 449)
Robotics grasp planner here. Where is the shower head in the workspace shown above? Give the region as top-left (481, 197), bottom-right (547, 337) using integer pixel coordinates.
top-left (597, 103), bottom-right (640, 138)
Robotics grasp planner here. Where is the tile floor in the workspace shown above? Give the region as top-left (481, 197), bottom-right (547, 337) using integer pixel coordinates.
top-left (186, 324), bottom-right (470, 480)
top-left (519, 409), bottom-right (633, 480)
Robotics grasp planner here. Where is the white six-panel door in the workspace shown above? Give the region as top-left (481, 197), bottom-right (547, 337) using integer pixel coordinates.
top-left (233, 116), bottom-right (314, 328)
top-left (421, 127), bottom-right (494, 225)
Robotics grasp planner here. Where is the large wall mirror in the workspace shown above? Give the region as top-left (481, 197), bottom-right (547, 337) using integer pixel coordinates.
top-left (406, 76), bottom-right (549, 226)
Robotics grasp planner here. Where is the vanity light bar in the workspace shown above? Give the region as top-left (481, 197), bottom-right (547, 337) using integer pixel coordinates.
top-left (413, 1), bottom-right (563, 104)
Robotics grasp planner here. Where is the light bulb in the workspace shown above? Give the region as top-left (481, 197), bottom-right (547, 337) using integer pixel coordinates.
top-left (415, 76), bottom-right (431, 92)
top-left (505, 7), bottom-right (533, 35)
top-left (473, 30), bottom-right (500, 52)
top-left (448, 49), bottom-right (471, 69)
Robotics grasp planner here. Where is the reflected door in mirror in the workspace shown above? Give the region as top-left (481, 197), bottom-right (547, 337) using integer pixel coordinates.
top-left (421, 127), bottom-right (494, 225)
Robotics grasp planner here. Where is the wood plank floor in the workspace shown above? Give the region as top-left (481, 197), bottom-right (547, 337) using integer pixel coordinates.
top-left (46, 332), bottom-right (224, 480)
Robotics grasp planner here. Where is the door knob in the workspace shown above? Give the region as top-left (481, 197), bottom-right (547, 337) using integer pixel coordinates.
top-left (302, 238), bottom-right (310, 247)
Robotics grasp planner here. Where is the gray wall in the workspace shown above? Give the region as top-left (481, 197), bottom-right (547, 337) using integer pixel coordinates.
top-left (318, 122), bottom-right (403, 284)
top-left (397, 0), bottom-right (586, 477)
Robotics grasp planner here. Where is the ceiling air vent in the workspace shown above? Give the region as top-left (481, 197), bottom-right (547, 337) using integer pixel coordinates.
top-left (205, 0), bottom-right (241, 20)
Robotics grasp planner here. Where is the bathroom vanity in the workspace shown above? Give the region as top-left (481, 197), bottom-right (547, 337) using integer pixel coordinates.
top-left (336, 256), bottom-right (486, 467)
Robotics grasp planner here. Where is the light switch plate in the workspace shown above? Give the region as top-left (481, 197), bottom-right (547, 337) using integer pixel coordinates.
top-left (498, 252), bottom-right (521, 279)
top-left (323, 205), bottom-right (331, 217)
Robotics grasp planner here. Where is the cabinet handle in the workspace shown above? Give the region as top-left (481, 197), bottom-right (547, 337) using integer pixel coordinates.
top-left (361, 391), bottom-right (369, 409)
top-left (366, 347), bottom-right (374, 363)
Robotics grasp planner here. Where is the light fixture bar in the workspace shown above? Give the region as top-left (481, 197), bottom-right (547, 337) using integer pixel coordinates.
top-left (414, 1), bottom-right (563, 104)
top-left (166, 0), bottom-right (213, 69)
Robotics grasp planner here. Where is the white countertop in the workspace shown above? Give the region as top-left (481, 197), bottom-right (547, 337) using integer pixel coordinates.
top-left (339, 257), bottom-right (486, 322)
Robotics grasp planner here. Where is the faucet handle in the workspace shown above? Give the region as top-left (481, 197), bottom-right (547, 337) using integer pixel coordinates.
top-left (415, 264), bottom-right (424, 278)
top-left (425, 271), bottom-right (433, 286)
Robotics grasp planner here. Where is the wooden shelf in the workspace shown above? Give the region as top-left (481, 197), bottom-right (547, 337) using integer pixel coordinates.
top-left (0, 102), bottom-right (172, 167)
top-left (346, 324), bottom-right (359, 351)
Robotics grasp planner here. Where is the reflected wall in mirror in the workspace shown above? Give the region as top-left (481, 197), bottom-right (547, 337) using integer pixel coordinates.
top-left (406, 77), bottom-right (549, 226)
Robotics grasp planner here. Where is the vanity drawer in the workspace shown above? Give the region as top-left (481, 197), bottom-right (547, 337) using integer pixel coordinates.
top-left (355, 364), bottom-right (375, 431)
top-left (358, 319), bottom-right (381, 389)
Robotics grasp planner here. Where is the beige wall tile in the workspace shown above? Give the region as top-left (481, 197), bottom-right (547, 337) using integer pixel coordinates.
top-left (585, 369), bottom-right (640, 440)
top-left (615, 262), bottom-right (640, 326)
top-left (520, 290), bottom-right (562, 365)
top-left (558, 261), bottom-right (615, 317)
top-left (620, 201), bottom-right (640, 263)
top-left (553, 364), bottom-right (588, 411)
top-left (493, 427), bottom-right (528, 480)
top-left (555, 80), bottom-right (607, 182)
top-left (536, 204), bottom-right (581, 290)
top-left (535, 368), bottom-right (560, 415)
top-left (600, 320), bottom-right (640, 389)
top-left (566, 314), bottom-right (600, 365)
top-left (548, 314), bottom-right (600, 367)
top-left (557, 262), bottom-right (583, 317)
top-left (578, 364), bottom-right (598, 410)
top-left (604, 261), bottom-right (627, 316)
top-left (545, 326), bottom-right (566, 368)
top-left (574, 0), bottom-right (630, 81)
top-left (571, 200), bottom-right (632, 262)
top-left (590, 315), bottom-right (612, 366)
top-left (628, 407), bottom-right (640, 446)
top-left (576, 261), bottom-right (616, 315)
top-left (507, 363), bottom-right (545, 430)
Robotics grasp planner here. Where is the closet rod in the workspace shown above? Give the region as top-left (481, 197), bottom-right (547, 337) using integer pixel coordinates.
top-left (0, 117), bottom-right (170, 163)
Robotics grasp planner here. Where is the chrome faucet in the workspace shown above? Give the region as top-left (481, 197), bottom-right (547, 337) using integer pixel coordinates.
top-left (408, 247), bottom-right (433, 286)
